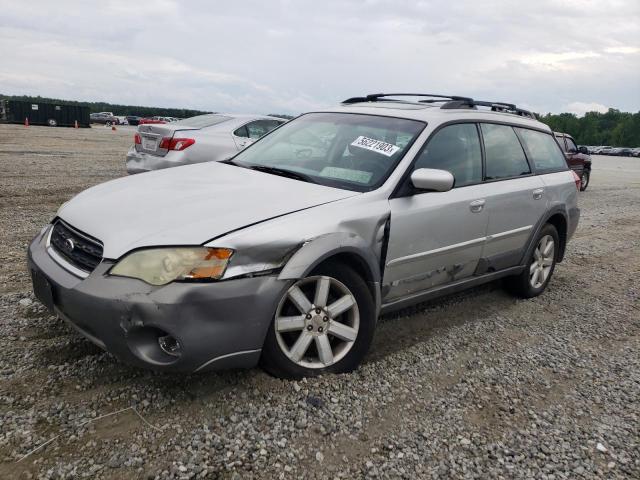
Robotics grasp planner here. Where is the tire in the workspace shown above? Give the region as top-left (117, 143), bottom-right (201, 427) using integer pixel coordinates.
top-left (260, 261), bottom-right (375, 379)
top-left (580, 171), bottom-right (590, 191)
top-left (47, 118), bottom-right (57, 127)
top-left (506, 224), bottom-right (559, 299)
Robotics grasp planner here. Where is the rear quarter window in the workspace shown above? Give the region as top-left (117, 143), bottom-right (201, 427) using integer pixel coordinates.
top-left (517, 129), bottom-right (568, 173)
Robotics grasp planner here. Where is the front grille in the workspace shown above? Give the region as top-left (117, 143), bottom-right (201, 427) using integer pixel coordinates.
top-left (49, 220), bottom-right (103, 273)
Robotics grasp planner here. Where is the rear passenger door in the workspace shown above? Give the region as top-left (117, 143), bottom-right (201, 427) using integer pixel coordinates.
top-left (479, 123), bottom-right (547, 268)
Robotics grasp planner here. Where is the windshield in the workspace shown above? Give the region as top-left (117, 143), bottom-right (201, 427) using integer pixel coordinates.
top-left (175, 114), bottom-right (231, 128)
top-left (231, 112), bottom-right (425, 192)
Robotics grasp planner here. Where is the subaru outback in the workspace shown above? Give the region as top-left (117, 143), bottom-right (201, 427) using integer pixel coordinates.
top-left (28, 93), bottom-right (580, 379)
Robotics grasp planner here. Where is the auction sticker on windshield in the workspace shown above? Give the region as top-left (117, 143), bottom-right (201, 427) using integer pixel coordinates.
top-left (351, 136), bottom-right (400, 157)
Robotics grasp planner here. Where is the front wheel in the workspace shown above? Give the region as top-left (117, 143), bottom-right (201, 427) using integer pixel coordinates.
top-left (580, 171), bottom-right (590, 191)
top-left (506, 224), bottom-right (559, 298)
top-left (261, 262), bottom-right (375, 379)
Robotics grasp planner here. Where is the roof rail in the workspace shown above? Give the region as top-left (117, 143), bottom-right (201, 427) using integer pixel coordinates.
top-left (440, 99), bottom-right (536, 119)
top-left (341, 93), bottom-right (473, 104)
top-left (341, 92), bottom-right (537, 119)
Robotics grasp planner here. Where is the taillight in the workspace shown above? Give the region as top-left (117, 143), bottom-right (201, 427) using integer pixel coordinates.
top-left (571, 171), bottom-right (581, 190)
top-left (159, 137), bottom-right (195, 151)
top-left (134, 133), bottom-right (141, 145)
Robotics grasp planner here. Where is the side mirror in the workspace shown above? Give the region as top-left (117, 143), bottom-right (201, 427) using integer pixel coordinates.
top-left (410, 168), bottom-right (454, 192)
top-left (578, 146), bottom-right (589, 154)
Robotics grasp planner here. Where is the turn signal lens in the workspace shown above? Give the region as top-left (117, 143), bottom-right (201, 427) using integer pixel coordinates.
top-left (110, 247), bottom-right (233, 285)
top-left (134, 133), bottom-right (141, 145)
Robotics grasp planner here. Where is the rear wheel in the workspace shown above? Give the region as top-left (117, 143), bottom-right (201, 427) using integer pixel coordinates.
top-left (261, 262), bottom-right (375, 379)
top-left (506, 224), bottom-right (559, 298)
top-left (580, 170), bottom-right (590, 191)
top-left (47, 118), bottom-right (57, 127)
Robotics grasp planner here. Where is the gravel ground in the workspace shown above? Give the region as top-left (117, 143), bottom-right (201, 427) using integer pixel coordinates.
top-left (0, 124), bottom-right (638, 479)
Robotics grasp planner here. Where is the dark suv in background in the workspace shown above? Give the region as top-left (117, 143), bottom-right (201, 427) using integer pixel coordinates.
top-left (554, 132), bottom-right (591, 191)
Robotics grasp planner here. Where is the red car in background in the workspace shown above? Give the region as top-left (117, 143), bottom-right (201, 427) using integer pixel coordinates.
top-left (554, 132), bottom-right (591, 191)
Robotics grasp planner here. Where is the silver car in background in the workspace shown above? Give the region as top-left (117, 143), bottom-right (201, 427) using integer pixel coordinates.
top-left (126, 113), bottom-right (287, 174)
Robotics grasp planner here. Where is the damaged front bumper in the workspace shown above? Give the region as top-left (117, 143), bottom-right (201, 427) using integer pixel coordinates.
top-left (27, 230), bottom-right (290, 373)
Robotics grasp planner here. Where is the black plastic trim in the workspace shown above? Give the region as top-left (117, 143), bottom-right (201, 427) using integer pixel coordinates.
top-left (380, 266), bottom-right (524, 314)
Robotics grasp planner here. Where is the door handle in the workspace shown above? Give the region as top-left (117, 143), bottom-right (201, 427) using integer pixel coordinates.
top-left (532, 188), bottom-right (544, 200)
top-left (469, 199), bottom-right (485, 213)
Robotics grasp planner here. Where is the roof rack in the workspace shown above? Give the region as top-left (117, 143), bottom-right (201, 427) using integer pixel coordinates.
top-left (342, 93), bottom-right (473, 104)
top-left (341, 93), bottom-right (537, 119)
top-left (440, 99), bottom-right (536, 119)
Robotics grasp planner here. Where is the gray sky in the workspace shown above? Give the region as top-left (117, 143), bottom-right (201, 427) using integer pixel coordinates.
top-left (1, 0), bottom-right (638, 115)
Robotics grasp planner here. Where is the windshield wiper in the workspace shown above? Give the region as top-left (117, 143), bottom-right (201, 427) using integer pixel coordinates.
top-left (248, 165), bottom-right (317, 184)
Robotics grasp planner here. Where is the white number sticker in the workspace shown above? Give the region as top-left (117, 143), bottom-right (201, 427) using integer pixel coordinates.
top-left (350, 136), bottom-right (400, 157)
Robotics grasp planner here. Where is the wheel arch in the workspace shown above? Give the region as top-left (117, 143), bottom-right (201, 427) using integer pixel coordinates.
top-left (278, 233), bottom-right (382, 314)
top-left (521, 208), bottom-right (568, 265)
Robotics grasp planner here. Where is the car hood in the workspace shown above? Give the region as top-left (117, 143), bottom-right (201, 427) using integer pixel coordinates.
top-left (58, 162), bottom-right (358, 259)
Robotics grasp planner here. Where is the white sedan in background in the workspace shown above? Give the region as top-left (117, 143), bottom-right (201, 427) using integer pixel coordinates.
top-left (126, 114), bottom-right (287, 174)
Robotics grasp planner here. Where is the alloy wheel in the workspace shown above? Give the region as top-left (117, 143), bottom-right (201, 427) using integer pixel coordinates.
top-left (274, 275), bottom-right (360, 369)
top-left (529, 235), bottom-right (555, 289)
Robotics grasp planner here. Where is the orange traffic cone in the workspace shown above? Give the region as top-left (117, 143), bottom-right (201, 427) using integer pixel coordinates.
top-left (24, 117), bottom-right (29, 127)
top-left (74, 120), bottom-right (78, 129)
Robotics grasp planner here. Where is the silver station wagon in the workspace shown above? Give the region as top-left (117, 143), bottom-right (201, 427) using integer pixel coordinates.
top-left (28, 93), bottom-right (580, 379)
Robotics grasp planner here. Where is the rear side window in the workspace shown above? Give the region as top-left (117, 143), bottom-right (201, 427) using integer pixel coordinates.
top-left (565, 137), bottom-right (578, 152)
top-left (481, 123), bottom-right (530, 180)
top-left (246, 120), bottom-right (283, 139)
top-left (234, 125), bottom-right (249, 138)
top-left (414, 123), bottom-right (482, 187)
top-left (554, 134), bottom-right (567, 152)
top-left (517, 129), bottom-right (567, 173)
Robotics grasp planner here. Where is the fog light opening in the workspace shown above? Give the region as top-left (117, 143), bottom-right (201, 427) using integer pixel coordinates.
top-left (158, 335), bottom-right (182, 357)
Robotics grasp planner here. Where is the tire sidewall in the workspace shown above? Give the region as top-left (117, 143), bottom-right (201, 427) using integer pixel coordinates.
top-left (525, 224), bottom-right (559, 296)
top-left (261, 262), bottom-right (376, 379)
top-left (580, 171), bottom-right (589, 191)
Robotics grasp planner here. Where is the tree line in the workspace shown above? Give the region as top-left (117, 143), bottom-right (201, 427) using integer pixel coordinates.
top-left (2, 93), bottom-right (637, 146)
top-left (0, 94), bottom-right (212, 119)
top-left (538, 109), bottom-right (640, 148)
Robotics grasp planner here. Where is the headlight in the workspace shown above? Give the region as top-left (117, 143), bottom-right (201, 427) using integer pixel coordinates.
top-left (109, 247), bottom-right (233, 285)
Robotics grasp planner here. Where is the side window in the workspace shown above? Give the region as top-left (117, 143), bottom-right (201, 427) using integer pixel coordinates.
top-left (414, 123), bottom-right (482, 187)
top-left (565, 137), bottom-right (578, 153)
top-left (554, 134), bottom-right (567, 152)
top-left (233, 125), bottom-right (249, 138)
top-left (246, 120), bottom-right (281, 139)
top-left (517, 128), bottom-right (568, 173)
top-left (481, 123), bottom-right (530, 180)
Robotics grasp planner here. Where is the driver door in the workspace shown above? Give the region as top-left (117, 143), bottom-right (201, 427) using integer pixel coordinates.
top-left (383, 123), bottom-right (490, 301)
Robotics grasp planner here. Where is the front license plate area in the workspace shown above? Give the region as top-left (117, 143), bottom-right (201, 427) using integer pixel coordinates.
top-left (31, 269), bottom-right (55, 314)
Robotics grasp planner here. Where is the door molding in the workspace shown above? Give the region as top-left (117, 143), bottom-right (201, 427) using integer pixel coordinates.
top-left (385, 225), bottom-right (532, 268)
